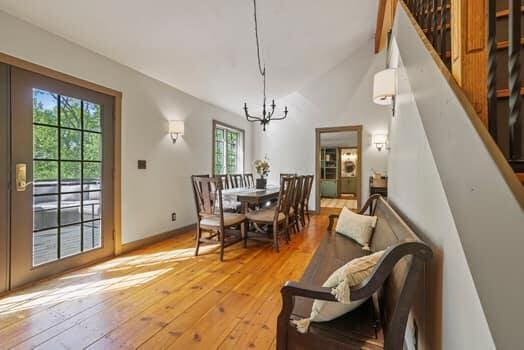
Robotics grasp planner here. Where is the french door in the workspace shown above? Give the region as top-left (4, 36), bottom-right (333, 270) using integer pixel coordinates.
top-left (9, 67), bottom-right (115, 288)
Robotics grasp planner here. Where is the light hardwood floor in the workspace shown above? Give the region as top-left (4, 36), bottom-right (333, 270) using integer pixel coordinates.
top-left (0, 215), bottom-right (328, 349)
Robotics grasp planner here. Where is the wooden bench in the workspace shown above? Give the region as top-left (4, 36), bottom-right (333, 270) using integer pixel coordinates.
top-left (277, 195), bottom-right (433, 350)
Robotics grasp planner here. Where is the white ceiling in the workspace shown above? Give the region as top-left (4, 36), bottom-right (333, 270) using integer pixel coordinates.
top-left (0, 0), bottom-right (378, 115)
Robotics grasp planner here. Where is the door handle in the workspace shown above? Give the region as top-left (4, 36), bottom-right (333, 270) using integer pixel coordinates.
top-left (16, 163), bottom-right (32, 191)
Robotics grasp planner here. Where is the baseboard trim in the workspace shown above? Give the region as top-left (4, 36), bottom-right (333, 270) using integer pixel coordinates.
top-left (120, 223), bottom-right (196, 255)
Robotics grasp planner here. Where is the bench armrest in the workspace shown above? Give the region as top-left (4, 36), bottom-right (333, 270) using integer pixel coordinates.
top-left (358, 194), bottom-right (382, 215)
top-left (350, 241), bottom-right (433, 300)
top-left (277, 241), bottom-right (433, 350)
top-left (281, 281), bottom-right (337, 301)
top-left (327, 214), bottom-right (339, 231)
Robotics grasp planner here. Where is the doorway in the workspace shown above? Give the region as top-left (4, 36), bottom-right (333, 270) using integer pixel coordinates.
top-left (2, 66), bottom-right (116, 289)
top-left (315, 126), bottom-right (362, 214)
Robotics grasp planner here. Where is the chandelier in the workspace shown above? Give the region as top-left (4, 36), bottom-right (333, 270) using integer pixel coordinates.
top-left (243, 0), bottom-right (288, 131)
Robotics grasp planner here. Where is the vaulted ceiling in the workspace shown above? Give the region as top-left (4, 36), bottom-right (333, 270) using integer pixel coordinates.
top-left (0, 0), bottom-right (379, 115)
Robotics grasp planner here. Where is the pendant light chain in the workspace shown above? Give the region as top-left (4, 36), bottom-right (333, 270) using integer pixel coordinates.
top-left (243, 0), bottom-right (288, 131)
top-left (253, 0), bottom-right (267, 104)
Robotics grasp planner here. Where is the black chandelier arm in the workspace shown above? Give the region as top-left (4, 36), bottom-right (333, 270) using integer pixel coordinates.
top-left (269, 108), bottom-right (288, 121)
top-left (269, 102), bottom-right (276, 117)
top-left (245, 111), bottom-right (263, 122)
top-left (246, 114), bottom-right (263, 122)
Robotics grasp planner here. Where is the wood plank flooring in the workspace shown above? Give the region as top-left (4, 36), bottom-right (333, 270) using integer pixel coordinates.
top-left (0, 214), bottom-right (329, 349)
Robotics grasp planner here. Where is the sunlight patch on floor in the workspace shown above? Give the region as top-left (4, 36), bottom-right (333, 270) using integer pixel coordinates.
top-left (0, 268), bottom-right (172, 315)
top-left (0, 244), bottom-right (221, 316)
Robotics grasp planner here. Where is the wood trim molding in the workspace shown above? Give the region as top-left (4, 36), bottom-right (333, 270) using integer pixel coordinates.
top-left (0, 51), bottom-right (124, 255)
top-left (451, 0), bottom-right (488, 125)
top-left (0, 52), bottom-right (122, 98)
top-left (375, 0), bottom-right (398, 53)
top-left (399, 0), bottom-right (524, 209)
top-left (120, 224), bottom-right (196, 255)
top-left (113, 94), bottom-right (122, 255)
top-left (315, 125), bottom-right (363, 212)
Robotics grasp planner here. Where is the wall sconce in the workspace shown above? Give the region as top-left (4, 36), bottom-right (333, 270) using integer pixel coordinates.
top-left (373, 134), bottom-right (388, 152)
top-left (373, 68), bottom-right (397, 117)
top-left (168, 120), bottom-right (185, 144)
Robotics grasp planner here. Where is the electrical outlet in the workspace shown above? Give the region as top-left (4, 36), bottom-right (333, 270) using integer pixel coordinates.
top-left (171, 212), bottom-right (176, 221)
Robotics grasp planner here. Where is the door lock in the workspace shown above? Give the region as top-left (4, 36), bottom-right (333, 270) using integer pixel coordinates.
top-left (16, 163), bottom-right (32, 191)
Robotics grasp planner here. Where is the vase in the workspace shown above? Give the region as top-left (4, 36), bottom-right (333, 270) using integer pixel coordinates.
top-left (256, 178), bottom-right (267, 189)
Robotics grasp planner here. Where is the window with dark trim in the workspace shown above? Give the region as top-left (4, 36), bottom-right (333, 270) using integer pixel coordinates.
top-left (213, 121), bottom-right (244, 175)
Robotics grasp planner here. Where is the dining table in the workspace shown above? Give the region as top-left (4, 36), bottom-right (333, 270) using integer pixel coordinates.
top-left (222, 186), bottom-right (280, 213)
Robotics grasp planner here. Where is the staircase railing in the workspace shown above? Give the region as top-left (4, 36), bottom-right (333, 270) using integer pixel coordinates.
top-left (400, 0), bottom-right (524, 179)
top-left (404, 0), bottom-right (450, 68)
top-left (487, 0), bottom-right (523, 173)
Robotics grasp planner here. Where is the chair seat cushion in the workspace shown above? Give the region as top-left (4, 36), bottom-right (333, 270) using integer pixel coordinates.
top-left (246, 208), bottom-right (285, 223)
top-left (200, 213), bottom-right (246, 228)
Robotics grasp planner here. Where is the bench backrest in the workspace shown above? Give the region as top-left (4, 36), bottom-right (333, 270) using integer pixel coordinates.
top-left (369, 196), bottom-right (425, 348)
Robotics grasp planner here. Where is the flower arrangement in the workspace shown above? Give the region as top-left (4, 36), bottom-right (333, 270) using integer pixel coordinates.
top-left (254, 158), bottom-right (270, 179)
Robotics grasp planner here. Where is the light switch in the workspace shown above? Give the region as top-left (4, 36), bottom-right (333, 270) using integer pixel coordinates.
top-left (138, 160), bottom-right (146, 169)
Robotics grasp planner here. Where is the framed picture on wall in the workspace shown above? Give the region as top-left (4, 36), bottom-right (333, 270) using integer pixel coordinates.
top-left (340, 148), bottom-right (358, 177)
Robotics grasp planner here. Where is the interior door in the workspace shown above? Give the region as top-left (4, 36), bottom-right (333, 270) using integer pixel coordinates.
top-left (10, 67), bottom-right (115, 289)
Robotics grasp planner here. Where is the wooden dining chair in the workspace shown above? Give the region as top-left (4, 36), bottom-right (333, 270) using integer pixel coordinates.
top-left (191, 174), bottom-right (210, 239)
top-left (288, 176), bottom-right (304, 233)
top-left (193, 176), bottom-right (246, 261)
top-left (229, 174), bottom-right (244, 188)
top-left (215, 174), bottom-right (229, 189)
top-left (243, 173), bottom-right (255, 188)
top-left (300, 175), bottom-right (314, 224)
top-left (246, 176), bottom-right (295, 252)
top-left (280, 173), bottom-right (296, 182)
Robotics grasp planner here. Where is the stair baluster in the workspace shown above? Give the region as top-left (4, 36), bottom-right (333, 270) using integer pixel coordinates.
top-left (508, 0), bottom-right (522, 162)
top-left (487, 0), bottom-right (498, 142)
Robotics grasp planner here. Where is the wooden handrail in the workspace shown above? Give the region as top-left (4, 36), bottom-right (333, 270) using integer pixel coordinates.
top-left (375, 0), bottom-right (398, 53)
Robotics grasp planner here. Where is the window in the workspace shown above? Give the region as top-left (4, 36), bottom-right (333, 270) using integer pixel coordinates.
top-left (213, 121), bottom-right (244, 175)
top-left (32, 88), bottom-right (103, 265)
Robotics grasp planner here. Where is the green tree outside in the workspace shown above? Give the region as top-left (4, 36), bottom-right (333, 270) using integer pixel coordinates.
top-left (33, 89), bottom-right (102, 183)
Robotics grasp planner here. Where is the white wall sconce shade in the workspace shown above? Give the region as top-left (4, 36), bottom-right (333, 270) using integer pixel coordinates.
top-left (373, 69), bottom-right (397, 118)
top-left (168, 120), bottom-right (185, 144)
top-left (373, 133), bottom-right (388, 152)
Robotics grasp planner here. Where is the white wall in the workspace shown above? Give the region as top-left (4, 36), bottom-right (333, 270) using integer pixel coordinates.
top-left (388, 41), bottom-right (495, 350)
top-left (0, 10), bottom-right (253, 244)
top-left (253, 41), bottom-right (390, 209)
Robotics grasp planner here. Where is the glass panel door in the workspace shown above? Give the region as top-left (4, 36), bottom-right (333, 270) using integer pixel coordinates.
top-left (10, 68), bottom-right (114, 289)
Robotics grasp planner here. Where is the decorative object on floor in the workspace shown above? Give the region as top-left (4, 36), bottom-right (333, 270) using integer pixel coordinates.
top-left (254, 157), bottom-right (270, 189)
top-left (243, 0), bottom-right (288, 131)
top-left (372, 133), bottom-right (388, 151)
top-left (168, 120), bottom-right (184, 144)
top-left (373, 68), bottom-right (397, 117)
